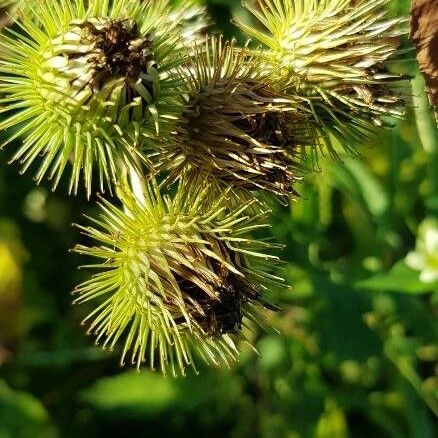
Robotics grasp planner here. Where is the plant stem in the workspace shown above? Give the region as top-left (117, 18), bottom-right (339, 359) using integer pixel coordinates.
top-left (412, 73), bottom-right (438, 216)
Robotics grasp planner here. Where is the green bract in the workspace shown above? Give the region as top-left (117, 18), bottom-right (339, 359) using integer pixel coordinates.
top-left (73, 179), bottom-right (281, 375)
top-left (0, 0), bottom-right (205, 196)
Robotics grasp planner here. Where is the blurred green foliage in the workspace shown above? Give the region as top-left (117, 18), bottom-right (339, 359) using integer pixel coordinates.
top-left (0, 0), bottom-right (437, 437)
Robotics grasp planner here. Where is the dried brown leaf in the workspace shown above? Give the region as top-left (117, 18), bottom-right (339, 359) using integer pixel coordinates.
top-left (411, 0), bottom-right (438, 113)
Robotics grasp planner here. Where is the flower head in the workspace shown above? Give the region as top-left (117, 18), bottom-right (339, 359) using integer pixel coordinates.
top-left (406, 218), bottom-right (438, 284)
top-left (73, 179), bottom-right (281, 375)
top-left (236, 0), bottom-right (408, 160)
top-left (0, 0), bottom-right (205, 196)
top-left (154, 37), bottom-right (313, 198)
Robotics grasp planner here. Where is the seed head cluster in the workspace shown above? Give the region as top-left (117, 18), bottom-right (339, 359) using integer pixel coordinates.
top-left (0, 0), bottom-right (408, 375)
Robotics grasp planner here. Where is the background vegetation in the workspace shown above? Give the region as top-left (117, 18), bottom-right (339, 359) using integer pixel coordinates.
top-left (0, 0), bottom-right (437, 436)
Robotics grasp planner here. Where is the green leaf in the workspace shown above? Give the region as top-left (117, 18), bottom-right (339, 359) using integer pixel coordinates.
top-left (330, 159), bottom-right (390, 221)
top-left (81, 372), bottom-right (179, 415)
top-left (356, 260), bottom-right (438, 294)
top-left (0, 381), bottom-right (54, 438)
top-left (81, 370), bottom-right (243, 416)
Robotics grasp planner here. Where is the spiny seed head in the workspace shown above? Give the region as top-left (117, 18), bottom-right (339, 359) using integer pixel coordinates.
top-left (0, 0), bottom-right (203, 197)
top-left (155, 37), bottom-right (313, 197)
top-left (46, 18), bottom-right (157, 96)
top-left (73, 179), bottom-right (282, 375)
top-left (236, 0), bottom-right (408, 160)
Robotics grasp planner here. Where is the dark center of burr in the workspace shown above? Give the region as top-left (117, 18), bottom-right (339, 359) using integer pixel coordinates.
top-left (76, 19), bottom-right (156, 89)
top-left (172, 243), bottom-right (277, 337)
